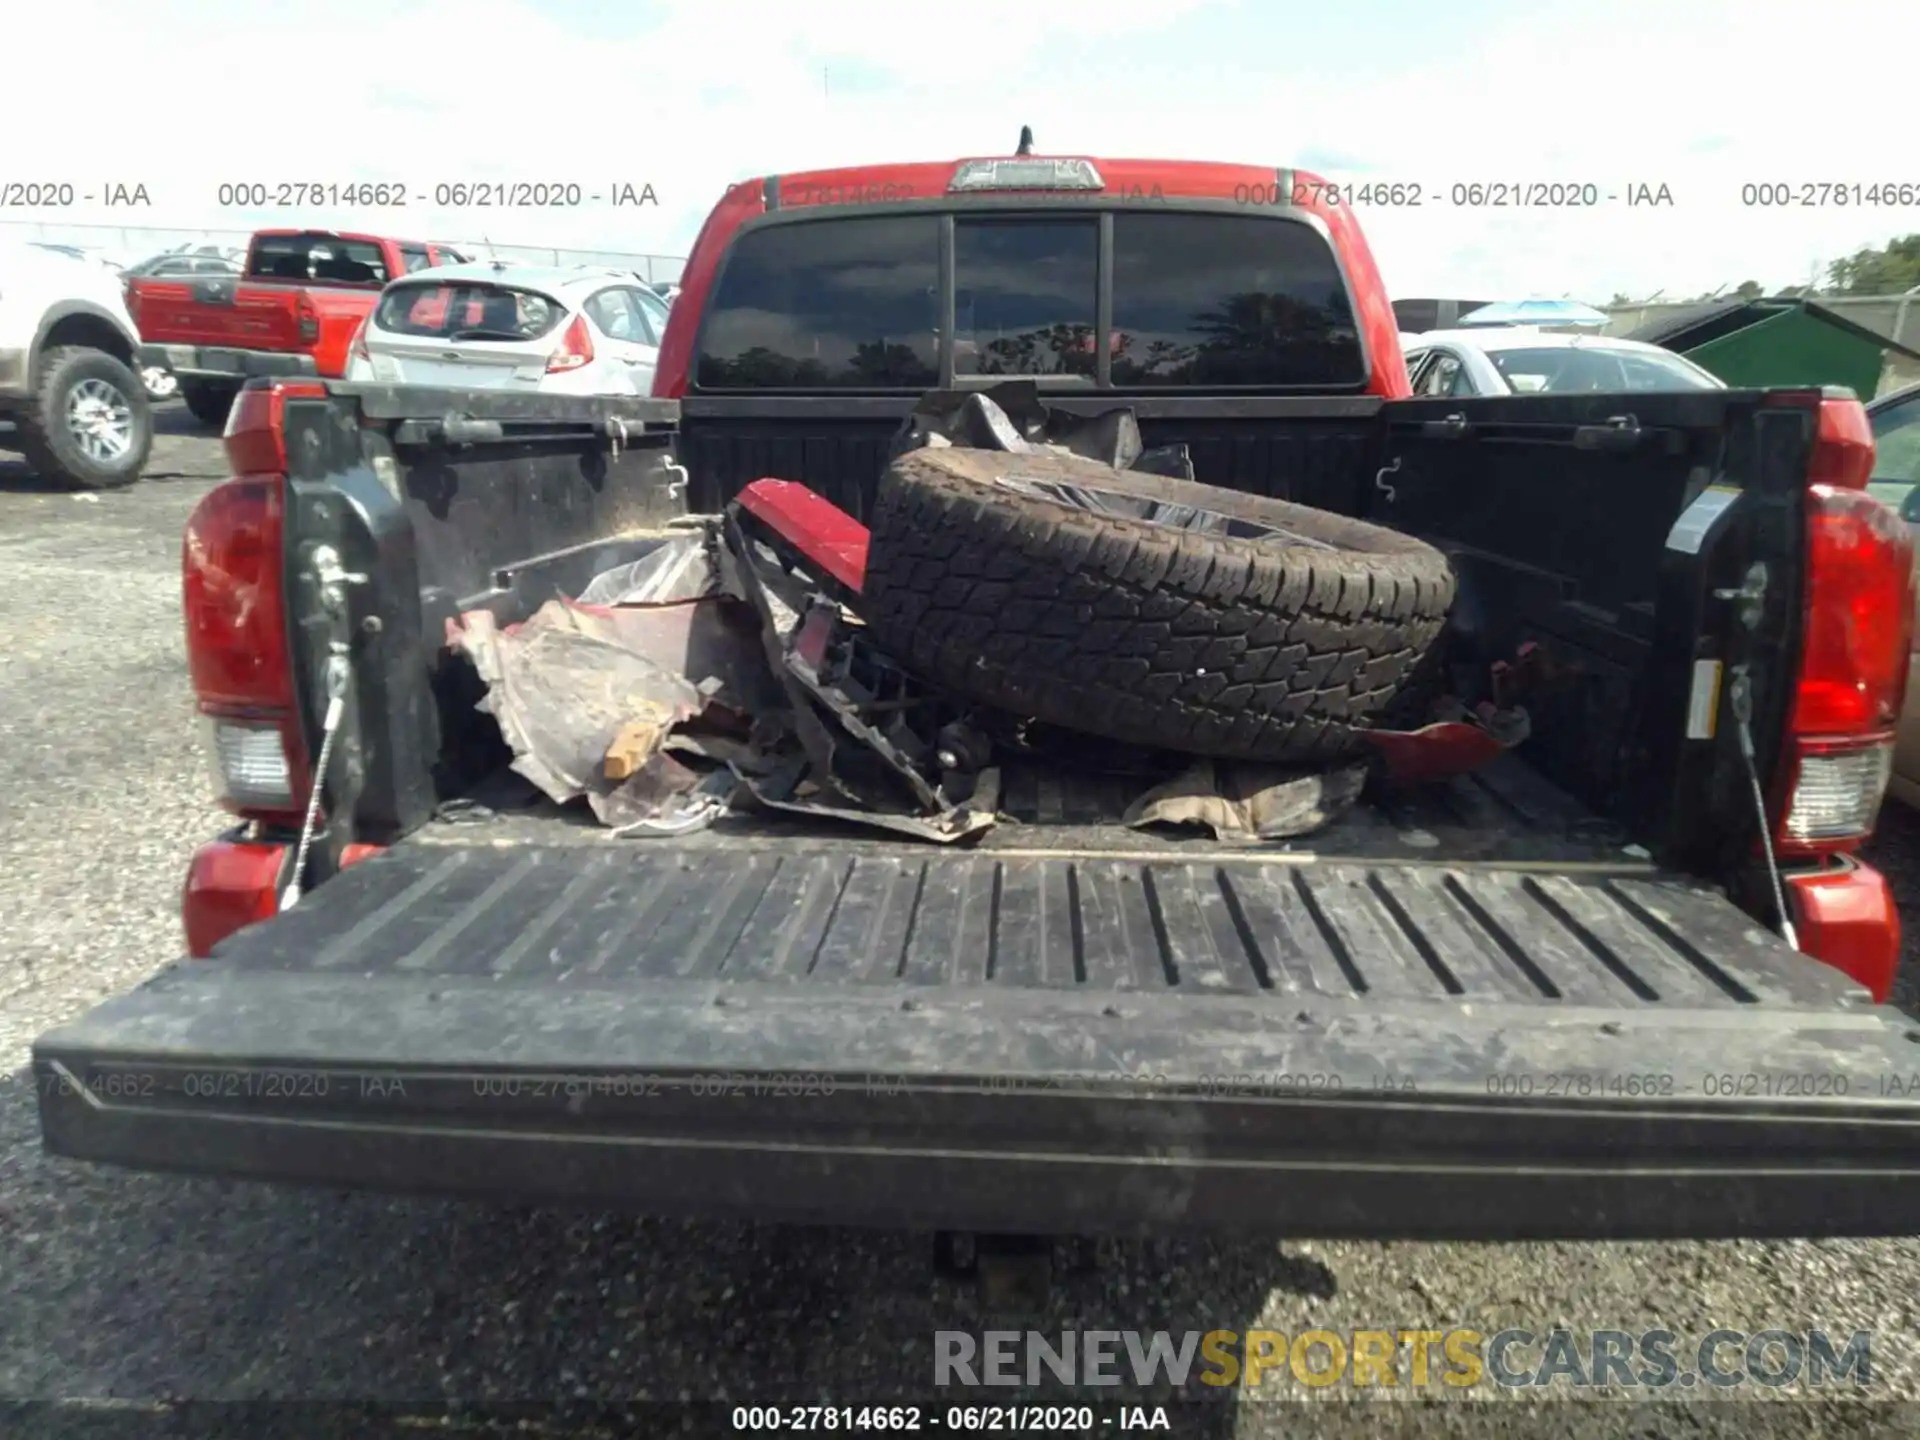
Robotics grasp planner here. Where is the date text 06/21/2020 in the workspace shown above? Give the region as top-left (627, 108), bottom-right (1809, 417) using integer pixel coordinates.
top-left (729, 1404), bottom-right (1171, 1433)
top-left (210, 181), bottom-right (660, 209)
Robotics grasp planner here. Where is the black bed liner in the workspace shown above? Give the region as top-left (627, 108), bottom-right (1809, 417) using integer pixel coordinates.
top-left (450, 751), bottom-right (1644, 866)
top-left (35, 773), bottom-right (1920, 1239)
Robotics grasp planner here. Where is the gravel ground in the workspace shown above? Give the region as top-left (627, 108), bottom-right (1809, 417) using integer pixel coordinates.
top-left (1, 415), bottom-right (1917, 1438)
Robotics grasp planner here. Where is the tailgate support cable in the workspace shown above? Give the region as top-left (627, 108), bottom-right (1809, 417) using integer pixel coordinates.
top-left (280, 651), bottom-right (349, 911)
top-left (280, 543), bottom-right (365, 911)
top-left (1729, 664), bottom-right (1800, 951)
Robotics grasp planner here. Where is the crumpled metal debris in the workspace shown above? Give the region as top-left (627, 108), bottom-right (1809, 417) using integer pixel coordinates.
top-left (448, 386), bottom-right (1427, 848)
top-left (1124, 759), bottom-right (1370, 843)
top-left (721, 512), bottom-right (1000, 844)
top-left (732, 757), bottom-right (1002, 844)
top-left (453, 515), bottom-right (1003, 843)
top-left (888, 380), bottom-right (1196, 480)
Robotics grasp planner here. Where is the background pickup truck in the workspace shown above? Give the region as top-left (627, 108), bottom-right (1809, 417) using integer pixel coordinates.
top-left (35, 155), bottom-right (1920, 1245)
top-left (128, 228), bottom-right (468, 427)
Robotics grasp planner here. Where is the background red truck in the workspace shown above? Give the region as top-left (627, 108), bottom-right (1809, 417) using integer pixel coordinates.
top-left (129, 228), bottom-right (468, 426)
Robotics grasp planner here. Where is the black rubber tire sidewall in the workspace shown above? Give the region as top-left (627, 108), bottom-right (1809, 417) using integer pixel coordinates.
top-left (180, 381), bottom-right (239, 428)
top-left (860, 447), bottom-right (1457, 763)
top-left (16, 347), bottom-right (153, 491)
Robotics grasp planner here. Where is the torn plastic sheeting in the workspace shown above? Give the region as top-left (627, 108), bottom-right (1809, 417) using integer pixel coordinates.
top-left (576, 532), bottom-right (719, 607)
top-left (543, 595), bottom-right (786, 719)
top-left (1123, 759), bottom-right (1369, 843)
top-left (612, 780), bottom-right (736, 838)
top-left (887, 380), bottom-right (1195, 481)
top-left (595, 747), bottom-right (710, 831)
top-left (449, 603), bottom-right (707, 811)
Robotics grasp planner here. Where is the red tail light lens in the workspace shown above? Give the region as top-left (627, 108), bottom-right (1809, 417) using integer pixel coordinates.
top-left (188, 381), bottom-right (328, 824)
top-left (546, 313), bottom-right (595, 372)
top-left (1808, 400), bottom-right (1876, 491)
top-left (348, 317), bottom-right (371, 368)
top-left (1767, 391), bottom-right (1876, 491)
top-left (183, 476), bottom-right (295, 711)
top-left (183, 475), bottom-right (311, 823)
top-left (222, 381), bottom-right (327, 475)
top-left (1791, 485), bottom-right (1914, 736)
top-left (1776, 481), bottom-right (1915, 856)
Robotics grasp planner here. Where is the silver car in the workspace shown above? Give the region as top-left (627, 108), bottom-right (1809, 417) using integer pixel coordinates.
top-left (1403, 327), bottom-right (1726, 396)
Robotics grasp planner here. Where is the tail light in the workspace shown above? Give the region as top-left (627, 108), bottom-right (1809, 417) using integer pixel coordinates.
top-left (347, 317), bottom-right (371, 369)
top-left (297, 295), bottom-right (320, 344)
top-left (1773, 395), bottom-right (1915, 855)
top-left (185, 382), bottom-right (327, 824)
top-left (546, 313), bottom-right (595, 372)
top-left (1804, 397), bottom-right (1876, 491)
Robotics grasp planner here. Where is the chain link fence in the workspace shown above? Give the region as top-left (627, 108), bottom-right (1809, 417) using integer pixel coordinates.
top-left (1, 220), bottom-right (687, 285)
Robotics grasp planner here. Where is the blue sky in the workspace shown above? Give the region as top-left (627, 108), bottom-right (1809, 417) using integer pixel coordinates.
top-left (8, 0), bottom-right (1919, 299)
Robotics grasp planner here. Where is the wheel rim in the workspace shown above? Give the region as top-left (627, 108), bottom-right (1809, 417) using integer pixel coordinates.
top-left (142, 366), bottom-right (177, 398)
top-left (65, 377), bottom-right (135, 463)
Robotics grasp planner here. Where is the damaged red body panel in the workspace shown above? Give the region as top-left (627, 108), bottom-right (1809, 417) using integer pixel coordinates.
top-left (183, 837), bottom-right (388, 958)
top-left (1787, 861), bottom-right (1901, 1004)
top-left (736, 479), bottom-right (870, 594)
top-left (182, 838), bottom-right (287, 958)
top-left (1363, 720), bottom-right (1515, 787)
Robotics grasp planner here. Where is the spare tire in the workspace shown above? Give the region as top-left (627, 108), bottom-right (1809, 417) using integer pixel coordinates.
top-left (860, 447), bottom-right (1456, 763)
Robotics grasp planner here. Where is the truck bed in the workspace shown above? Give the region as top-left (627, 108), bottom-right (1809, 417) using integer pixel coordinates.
top-left (37, 383), bottom-right (1920, 1241)
top-left (277, 755), bottom-right (1839, 1009)
top-left (456, 749), bottom-right (1641, 866)
top-left (37, 751), bottom-right (1920, 1241)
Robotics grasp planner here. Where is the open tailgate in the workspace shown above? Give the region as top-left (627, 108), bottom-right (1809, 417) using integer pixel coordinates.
top-left (35, 840), bottom-right (1920, 1239)
top-left (129, 276), bottom-right (305, 349)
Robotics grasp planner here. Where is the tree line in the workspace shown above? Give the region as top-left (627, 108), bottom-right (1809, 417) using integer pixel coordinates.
top-left (1611, 234), bottom-right (1920, 306)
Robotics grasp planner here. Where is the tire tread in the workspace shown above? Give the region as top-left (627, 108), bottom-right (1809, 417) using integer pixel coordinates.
top-left (860, 448), bottom-right (1457, 762)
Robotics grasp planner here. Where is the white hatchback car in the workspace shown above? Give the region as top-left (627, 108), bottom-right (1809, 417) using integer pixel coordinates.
top-left (344, 262), bottom-right (669, 396)
top-left (1402, 327), bottom-right (1725, 397)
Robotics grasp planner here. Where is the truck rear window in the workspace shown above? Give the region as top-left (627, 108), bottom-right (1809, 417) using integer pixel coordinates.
top-left (375, 283), bottom-right (566, 341)
top-left (697, 215), bottom-right (941, 388)
top-left (1108, 213), bottom-right (1364, 386)
top-left (954, 218), bottom-right (1099, 378)
top-left (248, 235), bottom-right (390, 286)
top-left (694, 209), bottom-right (1363, 390)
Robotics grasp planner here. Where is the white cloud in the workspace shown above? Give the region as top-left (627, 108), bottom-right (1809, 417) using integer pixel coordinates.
top-left (5, 0), bottom-right (1919, 300)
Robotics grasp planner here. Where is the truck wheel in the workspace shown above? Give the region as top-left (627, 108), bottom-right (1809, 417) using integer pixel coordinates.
top-left (14, 346), bottom-right (153, 491)
top-left (861, 448), bottom-right (1456, 763)
top-left (180, 381), bottom-right (238, 428)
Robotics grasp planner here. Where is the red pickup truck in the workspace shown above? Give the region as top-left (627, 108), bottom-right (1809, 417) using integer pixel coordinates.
top-left (130, 228), bottom-right (468, 426)
top-left (35, 149), bottom-right (1920, 1250)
